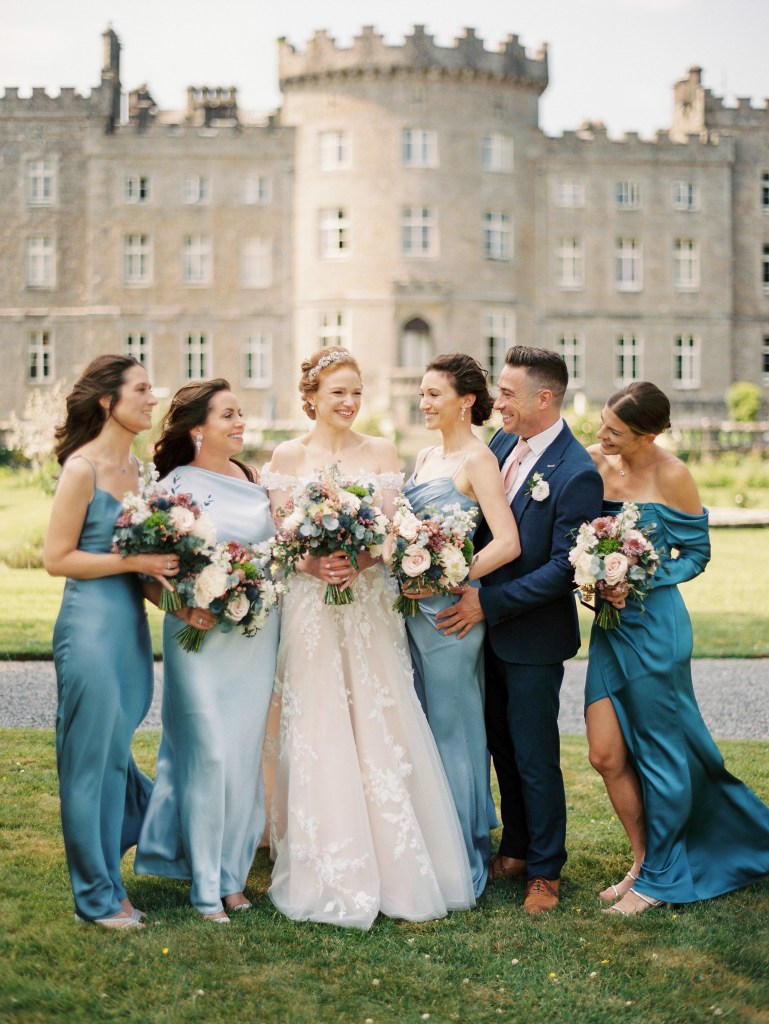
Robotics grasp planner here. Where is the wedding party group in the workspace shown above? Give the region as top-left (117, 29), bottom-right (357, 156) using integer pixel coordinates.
top-left (44, 344), bottom-right (769, 931)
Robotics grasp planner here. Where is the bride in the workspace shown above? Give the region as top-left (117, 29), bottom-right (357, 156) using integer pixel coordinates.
top-left (262, 346), bottom-right (475, 929)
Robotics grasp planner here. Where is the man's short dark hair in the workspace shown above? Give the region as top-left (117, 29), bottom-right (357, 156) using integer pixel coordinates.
top-left (504, 346), bottom-right (568, 400)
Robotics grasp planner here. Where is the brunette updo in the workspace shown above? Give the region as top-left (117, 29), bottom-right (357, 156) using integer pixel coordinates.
top-left (607, 381), bottom-right (672, 436)
top-left (425, 353), bottom-right (494, 425)
top-left (298, 347), bottom-right (361, 420)
top-left (153, 378), bottom-right (233, 479)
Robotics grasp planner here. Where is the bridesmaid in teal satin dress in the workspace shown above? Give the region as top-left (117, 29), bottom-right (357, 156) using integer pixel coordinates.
top-left (134, 380), bottom-right (279, 922)
top-left (585, 382), bottom-right (769, 916)
top-left (45, 355), bottom-right (179, 930)
top-left (403, 354), bottom-right (520, 898)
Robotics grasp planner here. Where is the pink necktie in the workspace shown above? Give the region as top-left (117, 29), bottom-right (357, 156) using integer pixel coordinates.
top-left (502, 438), bottom-right (531, 491)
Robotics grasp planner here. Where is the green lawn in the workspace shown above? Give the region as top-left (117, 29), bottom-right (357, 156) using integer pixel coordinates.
top-left (1, 730), bottom-right (768, 1024)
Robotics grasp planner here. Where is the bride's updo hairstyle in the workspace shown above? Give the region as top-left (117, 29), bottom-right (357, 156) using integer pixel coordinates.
top-left (425, 353), bottom-right (494, 426)
top-left (607, 381), bottom-right (672, 437)
top-left (152, 378), bottom-right (233, 479)
top-left (299, 347), bottom-right (361, 420)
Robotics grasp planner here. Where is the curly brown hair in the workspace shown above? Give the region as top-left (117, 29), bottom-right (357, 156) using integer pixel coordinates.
top-left (425, 353), bottom-right (494, 425)
top-left (298, 347), bottom-right (361, 420)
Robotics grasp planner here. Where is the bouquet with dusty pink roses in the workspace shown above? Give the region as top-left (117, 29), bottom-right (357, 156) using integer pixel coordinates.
top-left (174, 540), bottom-right (282, 652)
top-left (568, 502), bottom-right (662, 629)
top-left (384, 495), bottom-right (478, 616)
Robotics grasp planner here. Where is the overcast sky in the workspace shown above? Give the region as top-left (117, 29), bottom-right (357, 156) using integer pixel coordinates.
top-left (2, 0), bottom-right (767, 137)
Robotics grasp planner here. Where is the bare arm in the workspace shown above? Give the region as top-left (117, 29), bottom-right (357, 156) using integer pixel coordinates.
top-left (463, 448), bottom-right (520, 580)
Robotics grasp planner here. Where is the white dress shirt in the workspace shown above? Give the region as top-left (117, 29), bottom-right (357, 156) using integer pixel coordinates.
top-left (502, 418), bottom-right (564, 501)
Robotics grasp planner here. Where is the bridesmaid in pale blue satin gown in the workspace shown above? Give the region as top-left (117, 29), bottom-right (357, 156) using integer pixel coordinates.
top-left (403, 354), bottom-right (521, 898)
top-left (45, 355), bottom-right (179, 930)
top-left (586, 382), bottom-right (769, 916)
top-left (134, 379), bottom-right (279, 922)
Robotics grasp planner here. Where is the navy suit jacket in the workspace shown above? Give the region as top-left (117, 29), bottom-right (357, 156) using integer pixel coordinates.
top-left (475, 421), bottom-right (603, 666)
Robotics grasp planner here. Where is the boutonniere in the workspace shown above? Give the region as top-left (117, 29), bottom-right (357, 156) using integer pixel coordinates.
top-left (525, 472), bottom-right (550, 501)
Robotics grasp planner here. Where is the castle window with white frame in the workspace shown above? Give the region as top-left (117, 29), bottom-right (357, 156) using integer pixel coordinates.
top-left (319, 131), bottom-right (351, 170)
top-left (124, 176), bottom-right (151, 203)
top-left (556, 237), bottom-right (584, 289)
top-left (762, 335), bottom-right (769, 385)
top-left (763, 245), bottom-right (769, 292)
top-left (242, 176), bottom-right (271, 205)
top-left (556, 334), bottom-right (585, 387)
top-left (241, 237), bottom-right (272, 289)
top-left (673, 334), bottom-right (700, 389)
top-left (318, 311), bottom-right (349, 349)
top-left (124, 333), bottom-right (151, 373)
top-left (319, 209), bottom-right (350, 258)
top-left (672, 181), bottom-right (698, 211)
top-left (183, 332), bottom-right (211, 380)
top-left (762, 172), bottom-right (769, 212)
top-left (483, 312), bottom-right (515, 383)
top-left (182, 235), bottom-right (212, 285)
top-left (26, 158), bottom-right (56, 206)
top-left (555, 180), bottom-right (585, 208)
top-left (481, 134), bottom-right (513, 173)
top-left (615, 238), bottom-right (642, 291)
top-left (124, 234), bottom-right (152, 285)
top-left (402, 129), bottom-right (438, 168)
top-left (402, 207), bottom-right (437, 258)
top-left (483, 212), bottom-right (512, 261)
top-left (27, 330), bottom-right (53, 382)
top-left (181, 175), bottom-right (210, 204)
top-left (25, 236), bottom-right (55, 288)
top-left (616, 181), bottom-right (641, 210)
top-left (614, 333), bottom-right (642, 385)
top-left (673, 239), bottom-right (700, 290)
top-left (242, 333), bottom-right (272, 387)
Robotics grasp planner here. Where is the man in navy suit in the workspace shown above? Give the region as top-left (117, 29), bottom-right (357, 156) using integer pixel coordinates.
top-left (437, 346), bottom-right (603, 912)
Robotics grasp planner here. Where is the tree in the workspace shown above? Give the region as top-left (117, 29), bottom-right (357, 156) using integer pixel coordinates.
top-left (7, 382), bottom-right (67, 473)
top-left (725, 382), bottom-right (762, 423)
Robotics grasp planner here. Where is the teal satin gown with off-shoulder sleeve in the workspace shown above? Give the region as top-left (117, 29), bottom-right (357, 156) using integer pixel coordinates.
top-left (402, 470), bottom-right (491, 898)
top-left (53, 466), bottom-right (154, 922)
top-left (134, 466), bottom-right (280, 915)
top-left (585, 501), bottom-right (769, 903)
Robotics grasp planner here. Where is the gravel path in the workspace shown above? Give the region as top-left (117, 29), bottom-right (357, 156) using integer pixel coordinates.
top-left (1, 658), bottom-right (767, 739)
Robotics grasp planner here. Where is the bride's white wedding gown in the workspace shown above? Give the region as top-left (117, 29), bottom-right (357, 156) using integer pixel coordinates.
top-left (262, 469), bottom-right (475, 929)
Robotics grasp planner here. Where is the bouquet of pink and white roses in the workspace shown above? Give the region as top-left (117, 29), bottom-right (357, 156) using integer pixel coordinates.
top-left (174, 540), bottom-right (282, 652)
top-left (112, 480), bottom-right (216, 612)
top-left (271, 467), bottom-right (389, 605)
top-left (384, 495), bottom-right (478, 617)
top-left (568, 502), bottom-right (662, 629)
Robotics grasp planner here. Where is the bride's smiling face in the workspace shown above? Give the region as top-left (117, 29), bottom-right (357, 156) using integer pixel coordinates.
top-left (314, 367), bottom-right (362, 430)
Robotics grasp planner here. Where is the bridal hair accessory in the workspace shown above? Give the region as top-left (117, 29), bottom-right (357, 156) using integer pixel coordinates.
top-left (307, 350), bottom-right (351, 380)
top-left (195, 432), bottom-right (203, 455)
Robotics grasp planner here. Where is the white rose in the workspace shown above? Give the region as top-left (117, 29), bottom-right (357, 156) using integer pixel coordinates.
top-left (401, 545), bottom-right (432, 578)
top-left (531, 480), bottom-right (550, 501)
top-left (193, 513), bottom-right (217, 549)
top-left (573, 551), bottom-right (599, 588)
top-left (193, 564), bottom-right (229, 607)
top-left (439, 546), bottom-right (470, 587)
top-left (394, 512), bottom-right (421, 542)
top-left (603, 552), bottom-right (629, 587)
top-left (225, 592), bottom-right (251, 622)
top-left (381, 533), bottom-right (397, 565)
top-left (338, 490), bottom-right (362, 511)
top-left (169, 506), bottom-right (196, 533)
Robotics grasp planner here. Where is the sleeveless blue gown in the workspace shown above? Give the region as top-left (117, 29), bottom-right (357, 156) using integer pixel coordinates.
top-left (134, 466), bottom-right (280, 915)
top-left (585, 501), bottom-right (769, 903)
top-left (403, 471), bottom-right (491, 898)
top-left (53, 476), bottom-right (154, 922)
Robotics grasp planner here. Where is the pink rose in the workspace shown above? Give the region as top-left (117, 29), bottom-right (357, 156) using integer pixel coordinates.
top-left (224, 592), bottom-right (251, 622)
top-left (401, 545), bottom-right (432, 578)
top-left (603, 552), bottom-right (629, 587)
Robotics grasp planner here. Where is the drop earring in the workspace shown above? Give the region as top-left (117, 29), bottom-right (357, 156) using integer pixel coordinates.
top-left (460, 406), bottom-right (466, 422)
top-left (195, 433), bottom-right (203, 455)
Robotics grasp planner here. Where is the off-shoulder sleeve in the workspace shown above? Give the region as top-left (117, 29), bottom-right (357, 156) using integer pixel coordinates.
top-left (260, 468), bottom-right (298, 493)
top-left (653, 505), bottom-right (711, 587)
top-left (376, 471), bottom-right (404, 492)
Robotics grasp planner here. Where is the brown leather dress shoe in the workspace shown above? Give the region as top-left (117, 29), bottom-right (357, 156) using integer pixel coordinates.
top-left (488, 854), bottom-right (527, 881)
top-left (523, 876), bottom-right (560, 913)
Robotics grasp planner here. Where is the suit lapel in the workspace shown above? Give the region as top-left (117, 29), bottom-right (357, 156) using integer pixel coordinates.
top-left (512, 423), bottom-right (574, 518)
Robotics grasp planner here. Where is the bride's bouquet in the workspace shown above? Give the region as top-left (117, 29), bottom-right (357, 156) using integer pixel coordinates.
top-left (384, 495), bottom-right (478, 616)
top-left (569, 501), bottom-right (662, 629)
top-left (271, 466), bottom-right (389, 605)
top-left (173, 541), bottom-right (282, 652)
top-left (112, 480), bottom-right (216, 611)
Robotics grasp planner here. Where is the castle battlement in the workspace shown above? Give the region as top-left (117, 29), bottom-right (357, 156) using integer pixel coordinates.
top-left (550, 122), bottom-right (733, 164)
top-left (0, 84), bottom-right (108, 117)
top-left (278, 25), bottom-right (548, 93)
top-left (673, 66), bottom-right (769, 138)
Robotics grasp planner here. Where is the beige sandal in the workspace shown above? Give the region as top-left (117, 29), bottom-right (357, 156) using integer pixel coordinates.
top-left (602, 887), bottom-right (664, 917)
top-left (599, 870), bottom-right (638, 903)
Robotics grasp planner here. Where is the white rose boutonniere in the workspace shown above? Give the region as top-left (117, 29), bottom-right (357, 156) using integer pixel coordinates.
top-left (525, 472), bottom-right (550, 502)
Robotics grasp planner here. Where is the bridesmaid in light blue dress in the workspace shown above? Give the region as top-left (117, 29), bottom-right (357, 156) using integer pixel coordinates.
top-left (403, 354), bottom-right (521, 898)
top-left (135, 380), bottom-right (279, 922)
top-left (45, 355), bottom-right (179, 929)
top-left (586, 382), bottom-right (769, 916)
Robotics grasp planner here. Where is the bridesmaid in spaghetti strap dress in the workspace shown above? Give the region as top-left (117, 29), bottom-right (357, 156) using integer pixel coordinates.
top-left (45, 355), bottom-right (179, 930)
top-left (403, 354), bottom-right (520, 898)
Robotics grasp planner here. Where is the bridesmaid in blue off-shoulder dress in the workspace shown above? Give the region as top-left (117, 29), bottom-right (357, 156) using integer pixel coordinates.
top-left (134, 380), bottom-right (279, 922)
top-left (586, 382), bottom-right (769, 916)
top-left (403, 354), bottom-right (520, 898)
top-left (45, 355), bottom-right (179, 930)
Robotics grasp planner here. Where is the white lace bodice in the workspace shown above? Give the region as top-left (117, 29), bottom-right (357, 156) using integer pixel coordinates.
top-left (261, 468), bottom-right (403, 501)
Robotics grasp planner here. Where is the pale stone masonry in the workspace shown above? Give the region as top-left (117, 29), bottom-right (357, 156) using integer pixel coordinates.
top-left (1, 26), bottom-right (767, 438)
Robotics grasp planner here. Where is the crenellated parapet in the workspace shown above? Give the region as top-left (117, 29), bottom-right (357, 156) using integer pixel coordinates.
top-left (548, 121), bottom-right (734, 165)
top-left (673, 66), bottom-right (769, 138)
top-left (278, 24), bottom-right (548, 93)
top-left (0, 84), bottom-right (109, 118)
